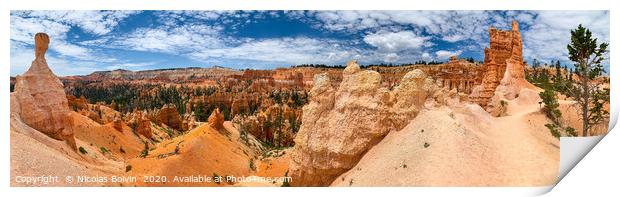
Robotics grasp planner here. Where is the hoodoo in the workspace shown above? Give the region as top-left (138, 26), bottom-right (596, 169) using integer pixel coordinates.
top-left (208, 108), bottom-right (225, 130)
top-left (11, 33), bottom-right (77, 151)
top-left (288, 60), bottom-right (438, 186)
top-left (469, 20), bottom-right (534, 109)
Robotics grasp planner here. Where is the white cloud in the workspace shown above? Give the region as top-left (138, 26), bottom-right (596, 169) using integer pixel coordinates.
top-left (10, 14), bottom-right (70, 43)
top-left (307, 10), bottom-right (512, 44)
top-left (421, 52), bottom-right (432, 61)
top-left (192, 37), bottom-right (360, 65)
top-left (522, 11), bottom-right (609, 65)
top-left (435, 50), bottom-right (463, 60)
top-left (10, 44), bottom-right (100, 76)
top-left (363, 30), bottom-right (430, 52)
top-left (10, 10), bottom-right (610, 75)
top-left (16, 10), bottom-right (139, 35)
top-left (10, 11), bottom-right (131, 61)
top-left (384, 53), bottom-right (399, 62)
top-left (105, 62), bottom-right (156, 71)
top-left (106, 24), bottom-right (224, 54)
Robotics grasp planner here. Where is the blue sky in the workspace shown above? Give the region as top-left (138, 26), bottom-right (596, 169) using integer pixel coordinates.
top-left (10, 10), bottom-right (610, 76)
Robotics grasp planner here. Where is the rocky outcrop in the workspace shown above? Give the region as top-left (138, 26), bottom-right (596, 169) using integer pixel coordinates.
top-left (112, 116), bottom-right (124, 133)
top-left (155, 104), bottom-right (184, 131)
top-left (136, 113), bottom-right (153, 138)
top-left (208, 108), bottom-right (225, 130)
top-left (11, 33), bottom-right (77, 151)
top-left (470, 21), bottom-right (533, 111)
top-left (288, 60), bottom-right (437, 186)
top-left (67, 95), bottom-right (89, 111)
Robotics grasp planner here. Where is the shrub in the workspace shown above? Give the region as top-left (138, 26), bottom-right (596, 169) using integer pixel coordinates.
top-left (566, 127), bottom-right (577, 137)
top-left (125, 165), bottom-right (132, 172)
top-left (249, 159), bottom-right (256, 171)
top-left (100, 147), bottom-right (109, 154)
top-left (539, 89), bottom-right (561, 123)
top-left (545, 124), bottom-right (561, 139)
top-left (281, 171), bottom-right (290, 187)
top-left (139, 142), bottom-right (149, 158)
top-left (78, 147), bottom-right (88, 154)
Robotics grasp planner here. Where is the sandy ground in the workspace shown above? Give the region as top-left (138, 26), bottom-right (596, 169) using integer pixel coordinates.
top-left (331, 90), bottom-right (560, 186)
top-left (71, 112), bottom-right (144, 159)
top-left (10, 114), bottom-right (124, 186)
top-left (14, 87), bottom-right (592, 187)
top-left (126, 122), bottom-right (259, 186)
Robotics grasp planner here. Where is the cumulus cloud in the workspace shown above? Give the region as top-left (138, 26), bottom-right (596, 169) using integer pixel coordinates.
top-left (435, 50), bottom-right (463, 60)
top-left (9, 10), bottom-right (610, 76)
top-left (363, 30), bottom-right (430, 52)
top-left (105, 62), bottom-right (157, 71)
top-left (10, 11), bottom-right (136, 61)
top-left (521, 11), bottom-right (609, 65)
top-left (10, 45), bottom-right (100, 76)
top-left (192, 37), bottom-right (360, 66)
top-left (15, 10), bottom-right (139, 35)
top-left (306, 10), bottom-right (513, 44)
top-left (106, 24), bottom-right (225, 54)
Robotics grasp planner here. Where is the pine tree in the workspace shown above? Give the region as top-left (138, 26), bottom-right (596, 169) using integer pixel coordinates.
top-left (566, 24), bottom-right (609, 136)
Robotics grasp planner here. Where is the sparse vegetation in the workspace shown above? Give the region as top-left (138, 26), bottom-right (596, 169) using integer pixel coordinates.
top-left (531, 24), bottom-right (609, 138)
top-left (78, 147), bottom-right (88, 154)
top-left (499, 100), bottom-right (508, 116)
top-left (281, 170), bottom-right (291, 187)
top-left (249, 159), bottom-right (256, 171)
top-left (139, 142), bottom-right (149, 158)
top-left (100, 147), bottom-right (109, 154)
top-left (539, 87), bottom-right (576, 138)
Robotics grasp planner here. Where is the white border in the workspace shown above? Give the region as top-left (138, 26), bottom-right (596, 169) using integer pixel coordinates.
top-left (1, 0), bottom-right (617, 196)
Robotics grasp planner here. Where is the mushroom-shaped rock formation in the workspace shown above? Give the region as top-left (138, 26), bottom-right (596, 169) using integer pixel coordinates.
top-left (11, 32), bottom-right (77, 151)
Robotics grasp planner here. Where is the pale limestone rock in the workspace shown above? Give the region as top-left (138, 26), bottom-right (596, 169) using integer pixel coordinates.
top-left (11, 33), bottom-right (77, 151)
top-left (288, 60), bottom-right (437, 186)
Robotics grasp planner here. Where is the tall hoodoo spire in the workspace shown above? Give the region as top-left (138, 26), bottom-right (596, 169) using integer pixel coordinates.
top-left (34, 32), bottom-right (49, 60)
top-left (512, 20), bottom-right (519, 32)
top-left (11, 32), bottom-right (77, 151)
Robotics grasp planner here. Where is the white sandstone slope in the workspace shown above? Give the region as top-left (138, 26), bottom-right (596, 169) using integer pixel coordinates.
top-left (332, 91), bottom-right (559, 186)
top-left (288, 60), bottom-right (438, 186)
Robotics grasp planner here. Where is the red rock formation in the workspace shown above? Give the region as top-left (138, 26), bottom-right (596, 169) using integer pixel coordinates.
top-left (155, 104), bottom-right (184, 131)
top-left (470, 20), bottom-right (526, 108)
top-left (112, 116), bottom-right (124, 133)
top-left (67, 95), bottom-right (89, 111)
top-left (11, 33), bottom-right (77, 151)
top-left (208, 108), bottom-right (225, 130)
top-left (136, 113), bottom-right (153, 138)
top-left (433, 56), bottom-right (482, 94)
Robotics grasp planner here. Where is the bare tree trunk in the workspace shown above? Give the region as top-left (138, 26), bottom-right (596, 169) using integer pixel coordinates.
top-left (581, 60), bottom-right (590, 137)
